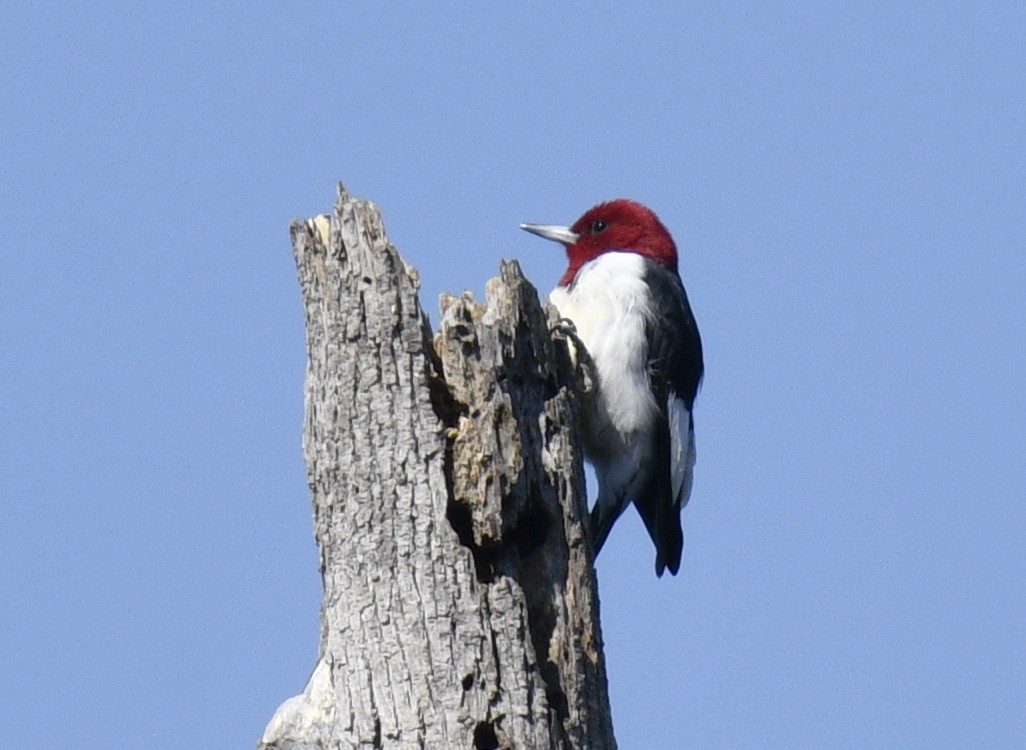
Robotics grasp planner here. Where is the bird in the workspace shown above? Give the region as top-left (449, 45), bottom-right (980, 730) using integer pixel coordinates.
top-left (521, 200), bottom-right (703, 576)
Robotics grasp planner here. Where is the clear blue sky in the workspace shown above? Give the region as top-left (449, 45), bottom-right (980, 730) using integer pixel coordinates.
top-left (3, 3), bottom-right (1024, 748)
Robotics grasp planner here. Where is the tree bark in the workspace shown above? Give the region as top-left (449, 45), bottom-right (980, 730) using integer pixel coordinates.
top-left (259, 184), bottom-right (616, 750)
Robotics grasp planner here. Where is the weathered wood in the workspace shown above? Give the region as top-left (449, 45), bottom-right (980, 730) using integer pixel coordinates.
top-left (259, 184), bottom-right (616, 749)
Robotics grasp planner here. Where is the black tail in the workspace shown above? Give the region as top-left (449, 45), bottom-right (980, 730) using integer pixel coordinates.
top-left (590, 500), bottom-right (622, 556)
top-left (591, 493), bottom-right (682, 575)
top-left (633, 490), bottom-right (682, 576)
top-left (632, 427), bottom-right (684, 576)
top-left (656, 505), bottom-right (683, 577)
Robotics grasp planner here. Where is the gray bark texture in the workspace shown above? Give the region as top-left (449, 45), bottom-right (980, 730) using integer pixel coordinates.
top-left (258, 184), bottom-right (617, 750)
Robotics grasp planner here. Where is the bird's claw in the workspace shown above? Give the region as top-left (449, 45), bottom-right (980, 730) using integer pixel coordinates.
top-left (550, 317), bottom-right (596, 393)
top-left (552, 317), bottom-right (579, 338)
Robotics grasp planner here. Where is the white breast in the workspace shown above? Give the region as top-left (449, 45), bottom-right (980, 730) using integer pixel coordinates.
top-left (549, 252), bottom-right (660, 447)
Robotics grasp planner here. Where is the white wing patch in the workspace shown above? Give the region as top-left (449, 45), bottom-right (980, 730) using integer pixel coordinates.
top-left (668, 392), bottom-right (696, 509)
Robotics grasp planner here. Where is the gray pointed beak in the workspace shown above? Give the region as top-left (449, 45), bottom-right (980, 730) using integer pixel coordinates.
top-left (520, 223), bottom-right (579, 245)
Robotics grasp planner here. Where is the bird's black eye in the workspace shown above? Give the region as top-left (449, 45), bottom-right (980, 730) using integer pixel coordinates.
top-left (591, 220), bottom-right (608, 234)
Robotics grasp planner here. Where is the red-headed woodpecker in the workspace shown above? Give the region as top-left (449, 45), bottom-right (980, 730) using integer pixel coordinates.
top-left (521, 200), bottom-right (703, 576)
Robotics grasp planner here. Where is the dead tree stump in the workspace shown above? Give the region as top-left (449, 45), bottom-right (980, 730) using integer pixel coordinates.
top-left (258, 184), bottom-right (616, 750)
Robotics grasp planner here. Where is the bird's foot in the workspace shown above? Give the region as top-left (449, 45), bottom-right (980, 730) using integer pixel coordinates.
top-left (550, 317), bottom-right (596, 393)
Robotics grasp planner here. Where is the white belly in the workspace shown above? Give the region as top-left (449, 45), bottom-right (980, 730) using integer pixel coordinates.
top-left (549, 252), bottom-right (660, 460)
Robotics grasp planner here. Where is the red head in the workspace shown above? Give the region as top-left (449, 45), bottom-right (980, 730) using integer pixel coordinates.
top-left (521, 199), bottom-right (678, 286)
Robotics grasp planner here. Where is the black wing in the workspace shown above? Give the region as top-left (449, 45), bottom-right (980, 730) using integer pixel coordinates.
top-left (644, 261), bottom-right (704, 411)
top-left (634, 260), bottom-right (704, 576)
